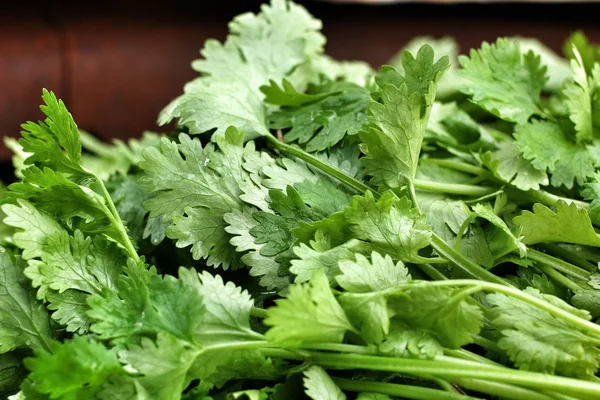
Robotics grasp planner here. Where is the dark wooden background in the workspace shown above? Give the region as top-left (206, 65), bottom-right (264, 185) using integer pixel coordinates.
top-left (1, 0), bottom-right (599, 164)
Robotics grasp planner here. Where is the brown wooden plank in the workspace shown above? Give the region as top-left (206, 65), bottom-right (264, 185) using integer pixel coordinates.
top-left (0, 13), bottom-right (62, 161)
top-left (65, 19), bottom-right (225, 142)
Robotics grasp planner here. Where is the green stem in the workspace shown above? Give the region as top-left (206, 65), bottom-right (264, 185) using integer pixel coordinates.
top-left (527, 249), bottom-right (591, 281)
top-left (444, 349), bottom-right (502, 367)
top-left (414, 179), bottom-right (497, 197)
top-left (94, 173), bottom-right (140, 262)
top-left (454, 214), bottom-right (476, 251)
top-left (298, 342), bottom-right (374, 355)
top-left (408, 182), bottom-right (508, 287)
top-left (421, 159), bottom-right (489, 177)
top-left (539, 243), bottom-right (598, 273)
top-left (470, 335), bottom-right (504, 354)
top-left (296, 351), bottom-right (600, 398)
top-left (432, 378), bottom-right (460, 393)
top-left (508, 188), bottom-right (589, 210)
top-left (418, 263), bottom-right (449, 280)
top-left (454, 378), bottom-right (563, 400)
top-left (333, 377), bottom-right (480, 400)
top-left (535, 264), bottom-right (583, 292)
top-left (463, 189), bottom-right (504, 205)
top-left (265, 135), bottom-right (376, 196)
top-left (250, 306), bottom-right (269, 319)
top-left (430, 234), bottom-right (509, 286)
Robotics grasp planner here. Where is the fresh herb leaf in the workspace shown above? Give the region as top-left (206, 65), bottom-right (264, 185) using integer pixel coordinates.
top-left (514, 201), bottom-right (600, 246)
top-left (265, 269), bottom-right (356, 344)
top-left (303, 366), bottom-right (346, 400)
top-left (360, 46), bottom-right (449, 188)
top-left (458, 38), bottom-right (547, 125)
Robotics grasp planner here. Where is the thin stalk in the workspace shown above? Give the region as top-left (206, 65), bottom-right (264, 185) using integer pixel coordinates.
top-left (418, 263), bottom-right (449, 280)
top-left (508, 188), bottom-right (589, 210)
top-left (539, 243), bottom-right (598, 273)
top-left (454, 378), bottom-right (564, 400)
top-left (298, 342), bottom-right (374, 355)
top-left (430, 234), bottom-right (509, 286)
top-left (250, 306), bottom-right (269, 319)
top-left (414, 179), bottom-right (497, 197)
top-left (421, 159), bottom-right (489, 177)
top-left (333, 378), bottom-right (481, 400)
top-left (432, 378), bottom-right (460, 393)
top-left (264, 135), bottom-right (376, 196)
top-left (296, 351), bottom-right (600, 398)
top-left (443, 349), bottom-right (502, 367)
top-left (463, 189), bottom-right (504, 205)
top-left (536, 264), bottom-right (583, 292)
top-left (93, 173), bottom-right (140, 262)
top-left (527, 249), bottom-right (591, 281)
top-left (454, 214), bottom-right (476, 251)
top-left (470, 335), bottom-right (503, 354)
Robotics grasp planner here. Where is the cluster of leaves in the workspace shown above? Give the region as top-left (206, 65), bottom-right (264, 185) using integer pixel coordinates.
top-left (3, 1), bottom-right (600, 399)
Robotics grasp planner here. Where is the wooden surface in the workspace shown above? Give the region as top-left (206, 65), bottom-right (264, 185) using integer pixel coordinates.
top-left (1, 0), bottom-right (599, 162)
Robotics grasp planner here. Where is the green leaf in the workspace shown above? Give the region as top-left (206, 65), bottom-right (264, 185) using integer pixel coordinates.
top-left (139, 130), bottom-right (257, 268)
top-left (0, 184), bottom-right (14, 247)
top-left (294, 179), bottom-right (354, 217)
top-left (571, 290), bottom-right (600, 318)
top-left (6, 166), bottom-right (108, 222)
top-left (265, 269), bottom-right (356, 344)
top-left (0, 249), bottom-right (52, 353)
top-left (360, 45), bottom-right (449, 187)
top-left (1, 201), bottom-right (109, 334)
top-left (487, 288), bottom-right (600, 378)
top-left (471, 203), bottom-right (526, 257)
top-left (563, 49), bottom-right (596, 143)
top-left (458, 38), bottom-right (547, 124)
top-left (378, 321), bottom-right (443, 359)
top-left (390, 36), bottom-right (463, 99)
top-left (90, 266), bottom-right (258, 345)
top-left (344, 192), bottom-right (433, 264)
top-left (158, 0), bottom-right (325, 139)
top-left (337, 252), bottom-right (411, 293)
top-left (264, 79), bottom-right (370, 152)
top-left (340, 291), bottom-right (390, 344)
top-left (47, 289), bottom-right (93, 334)
top-left (19, 89), bottom-right (88, 177)
top-left (303, 366), bottom-right (346, 400)
top-left (291, 236), bottom-right (363, 283)
top-left (29, 230), bottom-right (125, 297)
top-left (582, 172), bottom-right (600, 219)
top-left (563, 31), bottom-right (600, 75)
top-left (419, 194), bottom-right (494, 269)
top-left (25, 336), bottom-right (124, 400)
top-left (481, 141), bottom-right (549, 191)
top-left (514, 120), bottom-right (598, 189)
top-left (1, 200), bottom-right (64, 261)
top-left (119, 333), bottom-right (197, 400)
top-left (225, 208), bottom-right (291, 291)
top-left (178, 269), bottom-right (258, 344)
top-left (517, 37), bottom-right (572, 92)
top-left (514, 201), bottom-right (600, 246)
top-left (388, 283), bottom-right (483, 348)
top-left (187, 346), bottom-right (280, 392)
top-left (250, 187), bottom-right (322, 256)
top-left (88, 265), bottom-right (204, 344)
